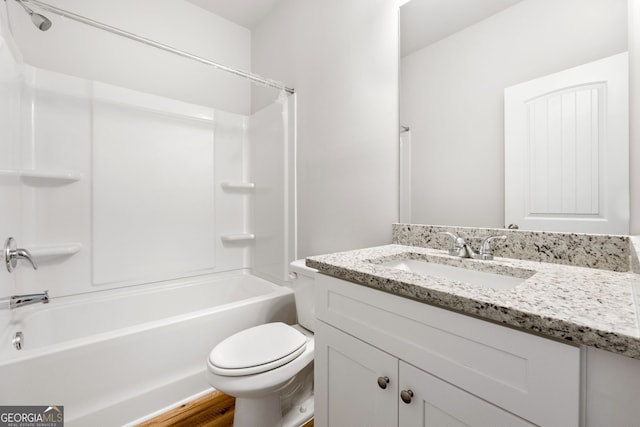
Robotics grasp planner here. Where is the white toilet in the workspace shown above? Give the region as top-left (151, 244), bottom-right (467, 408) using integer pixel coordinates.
top-left (206, 260), bottom-right (317, 427)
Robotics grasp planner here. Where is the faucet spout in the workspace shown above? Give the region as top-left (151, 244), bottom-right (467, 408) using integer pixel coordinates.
top-left (7, 291), bottom-right (49, 310)
top-left (439, 231), bottom-right (467, 256)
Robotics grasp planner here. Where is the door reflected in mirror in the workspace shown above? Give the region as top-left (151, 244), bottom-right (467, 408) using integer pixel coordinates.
top-left (399, 0), bottom-right (629, 234)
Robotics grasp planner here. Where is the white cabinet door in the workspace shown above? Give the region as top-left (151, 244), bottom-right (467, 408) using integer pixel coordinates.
top-left (505, 52), bottom-right (628, 234)
top-left (315, 321), bottom-right (398, 427)
top-left (399, 362), bottom-right (535, 427)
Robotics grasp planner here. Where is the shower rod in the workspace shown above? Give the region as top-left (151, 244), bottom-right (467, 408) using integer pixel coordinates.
top-left (23, 0), bottom-right (295, 94)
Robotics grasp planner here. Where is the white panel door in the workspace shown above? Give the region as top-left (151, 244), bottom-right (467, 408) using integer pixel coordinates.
top-left (505, 53), bottom-right (628, 233)
top-left (399, 362), bottom-right (535, 427)
top-left (315, 321), bottom-right (398, 427)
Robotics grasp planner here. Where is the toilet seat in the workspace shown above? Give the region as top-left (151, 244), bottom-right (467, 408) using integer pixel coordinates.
top-left (209, 322), bottom-right (307, 377)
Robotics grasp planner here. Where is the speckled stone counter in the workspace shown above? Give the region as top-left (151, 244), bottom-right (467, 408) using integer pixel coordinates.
top-left (307, 244), bottom-right (640, 359)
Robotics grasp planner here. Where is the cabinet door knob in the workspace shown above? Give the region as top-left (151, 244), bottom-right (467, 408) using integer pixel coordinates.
top-left (377, 376), bottom-right (390, 389)
top-left (400, 389), bottom-right (414, 404)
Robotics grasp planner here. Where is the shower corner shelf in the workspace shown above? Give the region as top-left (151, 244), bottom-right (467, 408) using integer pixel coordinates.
top-left (21, 170), bottom-right (82, 183)
top-left (221, 182), bottom-right (255, 191)
top-left (29, 243), bottom-right (82, 258)
top-left (220, 234), bottom-right (255, 243)
top-left (0, 169), bottom-right (82, 184)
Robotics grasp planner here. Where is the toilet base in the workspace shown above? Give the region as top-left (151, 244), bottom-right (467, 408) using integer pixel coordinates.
top-left (234, 394), bottom-right (282, 427)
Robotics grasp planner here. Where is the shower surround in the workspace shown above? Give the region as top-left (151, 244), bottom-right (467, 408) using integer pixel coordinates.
top-left (0, 5), bottom-right (297, 424)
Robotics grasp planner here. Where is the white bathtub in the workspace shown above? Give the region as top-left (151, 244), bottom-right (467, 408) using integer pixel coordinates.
top-left (0, 272), bottom-right (295, 426)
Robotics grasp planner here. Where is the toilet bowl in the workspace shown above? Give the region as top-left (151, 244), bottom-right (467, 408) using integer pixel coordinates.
top-left (206, 260), bottom-right (317, 427)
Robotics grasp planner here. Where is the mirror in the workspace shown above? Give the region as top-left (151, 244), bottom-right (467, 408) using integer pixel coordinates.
top-left (399, 0), bottom-right (629, 233)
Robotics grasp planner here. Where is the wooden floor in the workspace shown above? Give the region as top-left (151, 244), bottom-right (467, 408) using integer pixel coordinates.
top-left (137, 391), bottom-right (313, 427)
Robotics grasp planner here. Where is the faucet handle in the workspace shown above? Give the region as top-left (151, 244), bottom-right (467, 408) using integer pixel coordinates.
top-left (476, 235), bottom-right (507, 260)
top-left (15, 248), bottom-right (38, 270)
top-left (4, 237), bottom-right (38, 272)
top-left (438, 231), bottom-right (465, 256)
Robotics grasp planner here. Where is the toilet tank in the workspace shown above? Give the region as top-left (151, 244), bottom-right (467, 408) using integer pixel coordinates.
top-left (289, 259), bottom-right (317, 332)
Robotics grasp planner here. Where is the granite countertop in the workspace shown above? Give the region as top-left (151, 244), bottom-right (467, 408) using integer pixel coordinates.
top-left (306, 244), bottom-right (640, 359)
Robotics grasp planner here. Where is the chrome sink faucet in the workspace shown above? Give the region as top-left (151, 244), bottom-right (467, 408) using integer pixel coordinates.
top-left (439, 231), bottom-right (473, 257)
top-left (439, 232), bottom-right (506, 260)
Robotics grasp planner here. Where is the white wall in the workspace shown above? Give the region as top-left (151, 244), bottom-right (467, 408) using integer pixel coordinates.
top-left (401, 0), bottom-right (628, 228)
top-left (5, 0), bottom-right (252, 115)
top-left (251, 1), bottom-right (297, 114)
top-left (252, 0), bottom-right (400, 258)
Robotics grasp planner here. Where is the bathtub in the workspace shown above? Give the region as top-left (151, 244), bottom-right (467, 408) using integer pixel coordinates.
top-left (0, 271), bottom-right (295, 426)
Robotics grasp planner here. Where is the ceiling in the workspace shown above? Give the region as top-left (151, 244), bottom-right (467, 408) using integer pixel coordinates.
top-left (186, 0), bottom-right (284, 29)
top-left (185, 0), bottom-right (523, 55)
top-left (401, 0), bottom-right (524, 57)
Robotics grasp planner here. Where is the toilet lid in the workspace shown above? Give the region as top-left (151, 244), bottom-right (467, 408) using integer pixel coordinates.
top-left (209, 322), bottom-right (307, 376)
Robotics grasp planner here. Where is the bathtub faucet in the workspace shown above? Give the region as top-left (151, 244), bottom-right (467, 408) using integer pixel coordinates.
top-left (0, 290), bottom-right (49, 310)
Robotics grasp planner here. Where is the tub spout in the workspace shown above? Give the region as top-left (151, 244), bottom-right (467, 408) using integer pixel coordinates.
top-left (2, 291), bottom-right (49, 310)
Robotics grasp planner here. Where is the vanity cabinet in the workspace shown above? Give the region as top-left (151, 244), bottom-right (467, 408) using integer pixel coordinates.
top-left (314, 274), bottom-right (581, 427)
top-left (316, 322), bottom-right (535, 426)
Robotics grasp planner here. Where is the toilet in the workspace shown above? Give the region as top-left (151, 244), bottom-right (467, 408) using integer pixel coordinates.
top-left (206, 260), bottom-right (317, 427)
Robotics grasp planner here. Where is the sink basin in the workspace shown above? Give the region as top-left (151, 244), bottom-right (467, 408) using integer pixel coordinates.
top-left (381, 259), bottom-right (530, 290)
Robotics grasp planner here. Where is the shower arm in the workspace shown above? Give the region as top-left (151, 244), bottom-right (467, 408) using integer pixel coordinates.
top-left (22, 0), bottom-right (295, 94)
top-left (14, 0), bottom-right (33, 16)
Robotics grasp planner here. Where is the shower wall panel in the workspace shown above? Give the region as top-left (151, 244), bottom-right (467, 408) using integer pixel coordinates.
top-left (214, 110), bottom-right (252, 271)
top-left (92, 89), bottom-right (216, 286)
top-left (250, 95), bottom-right (296, 284)
top-left (18, 69), bottom-right (92, 297)
top-left (9, 66), bottom-right (252, 297)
